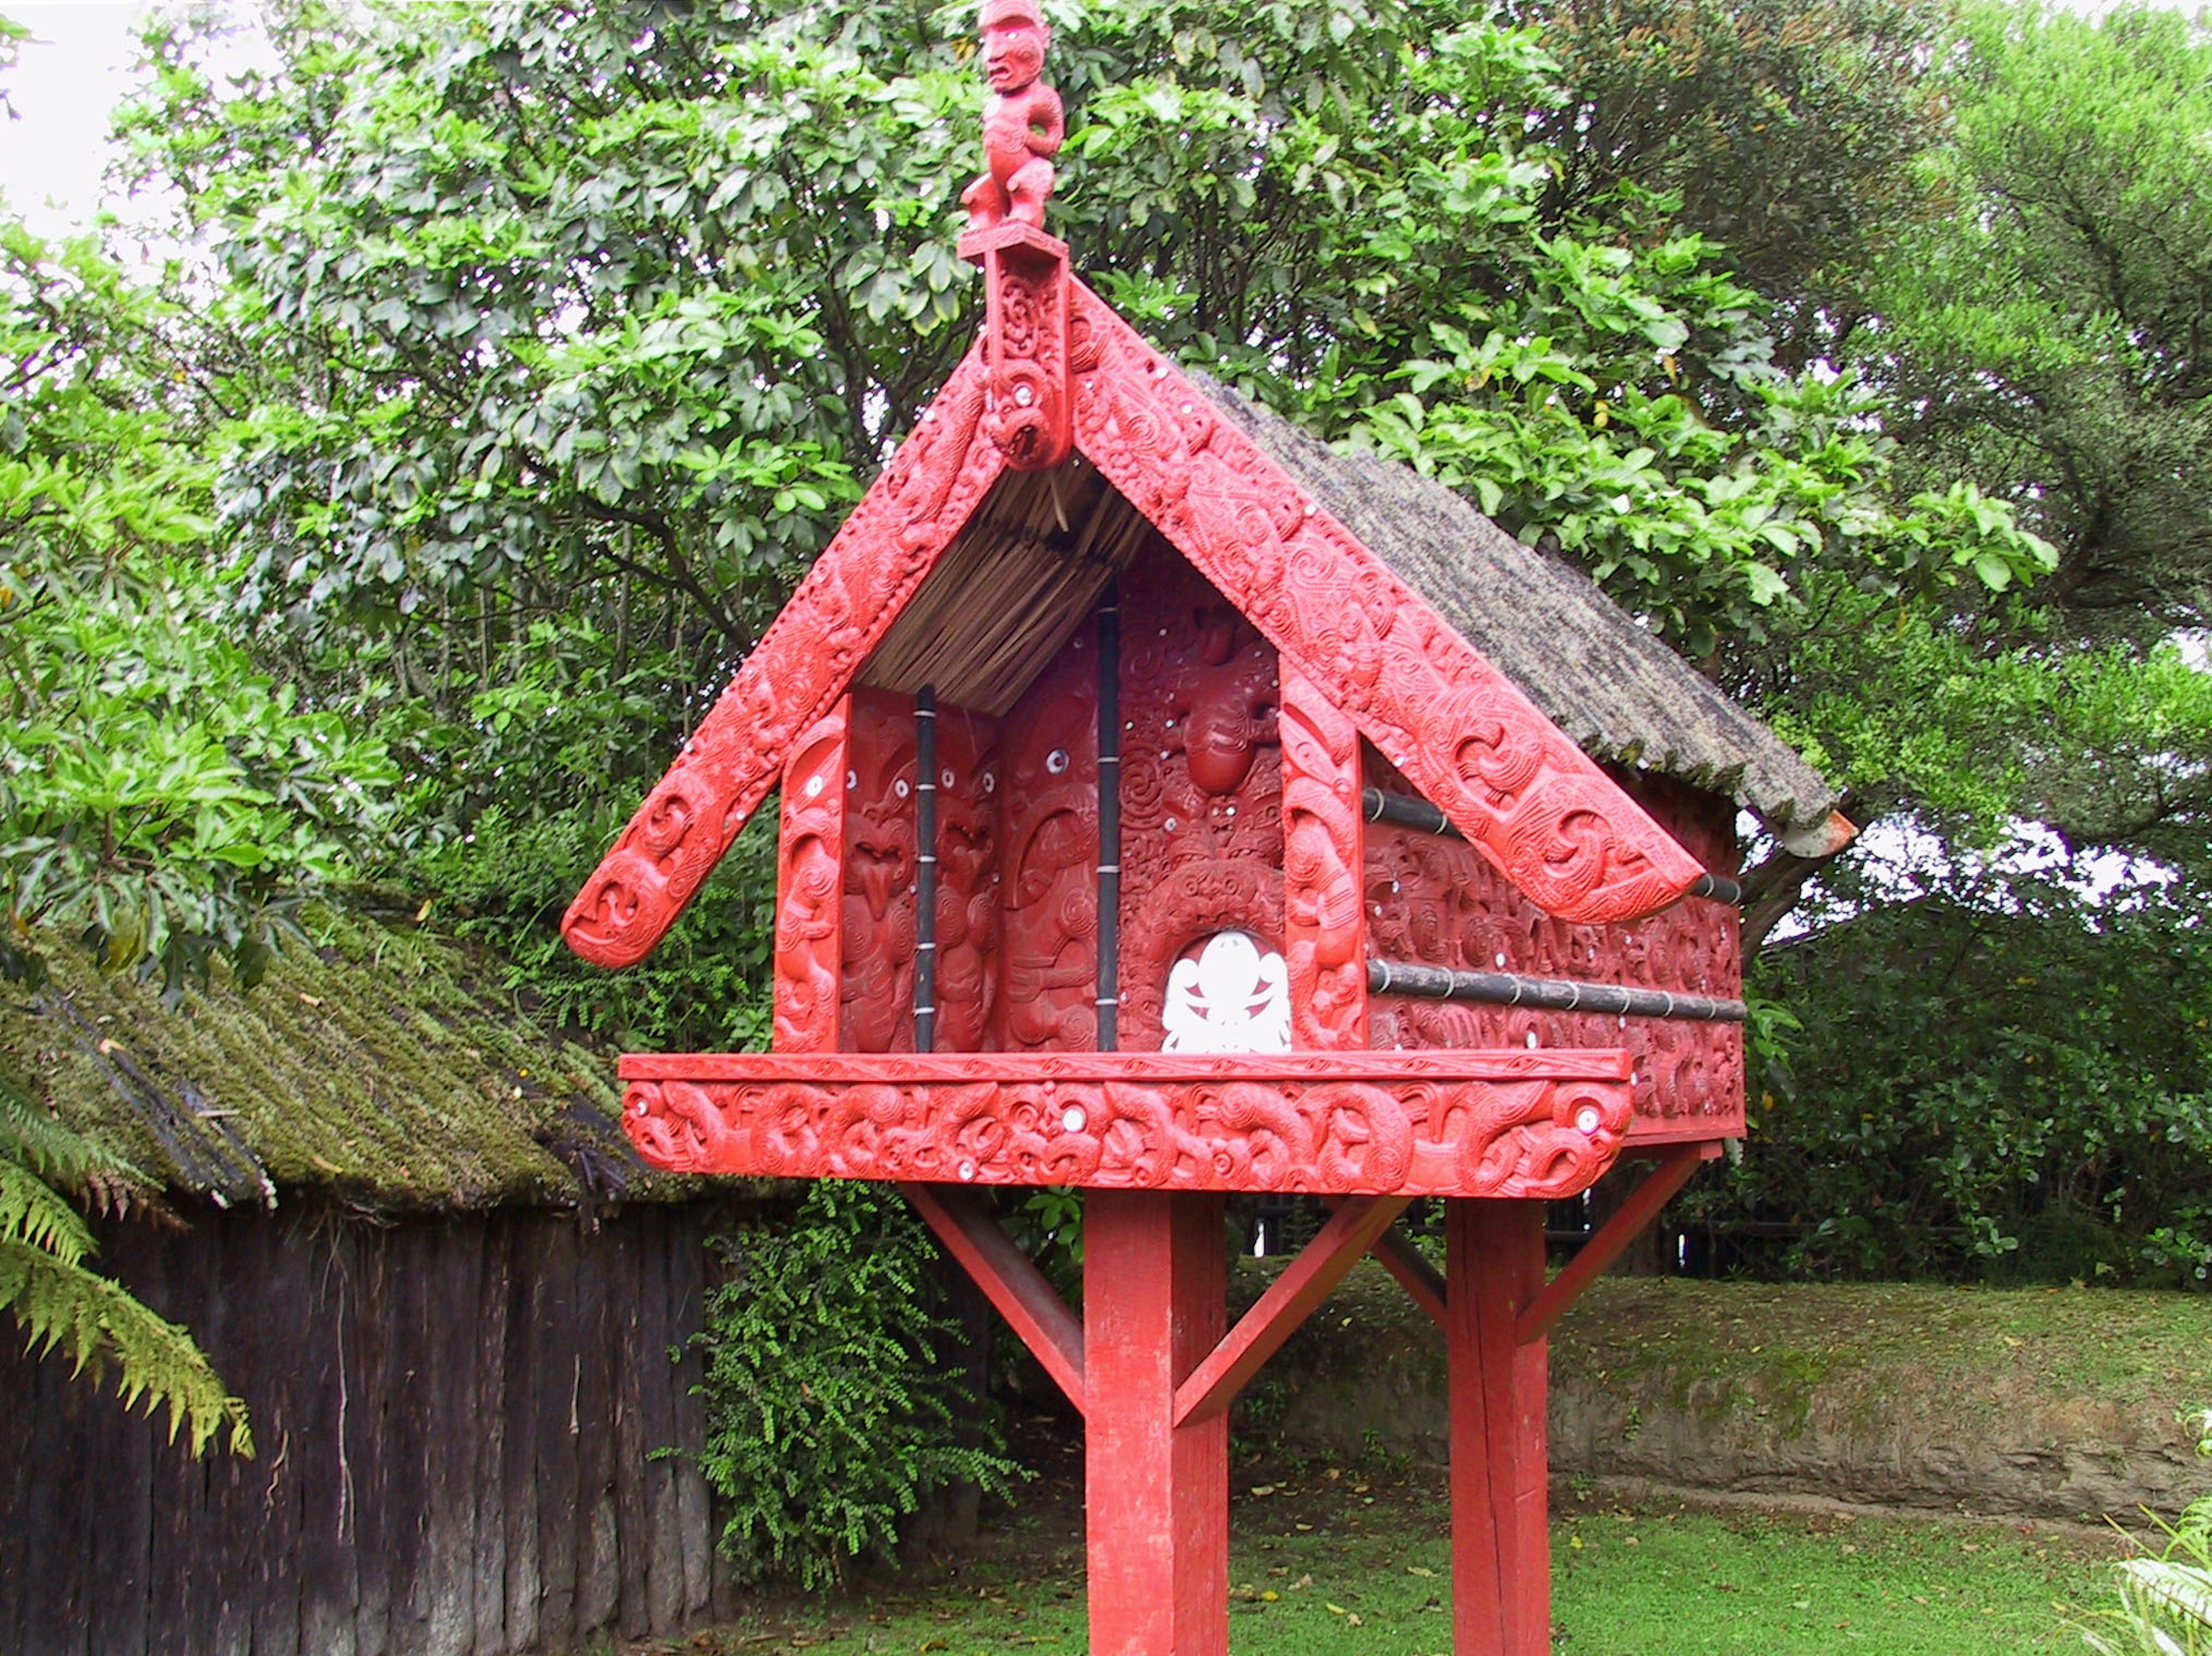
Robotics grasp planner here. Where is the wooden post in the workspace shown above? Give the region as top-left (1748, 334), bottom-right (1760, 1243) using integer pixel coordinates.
top-left (1082, 1190), bottom-right (1228, 1656)
top-left (1447, 1199), bottom-right (1550, 1656)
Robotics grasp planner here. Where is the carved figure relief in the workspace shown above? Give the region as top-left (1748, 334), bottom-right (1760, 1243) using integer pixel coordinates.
top-left (622, 1049), bottom-right (1634, 1200)
top-left (1161, 932), bottom-right (1291, 1054)
top-left (563, 347), bottom-right (1005, 969)
top-left (961, 0), bottom-right (1062, 233)
top-left (774, 707), bottom-right (850, 1052)
top-left (1279, 666), bottom-right (1367, 1050)
top-left (1116, 542), bottom-right (1285, 1048)
top-left (994, 634), bottom-right (1099, 1050)
top-left (1065, 281), bottom-right (1707, 927)
top-left (932, 702), bottom-right (1004, 1051)
top-left (840, 692), bottom-right (919, 1054)
top-left (1362, 755), bottom-right (1744, 1129)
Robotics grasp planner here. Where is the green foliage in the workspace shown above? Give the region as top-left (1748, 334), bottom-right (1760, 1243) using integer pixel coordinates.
top-left (1728, 874), bottom-right (2212, 1286)
top-left (0, 218), bottom-right (394, 995)
top-left (2082, 1494), bottom-right (2212, 1655)
top-left (691, 1183), bottom-right (1023, 1590)
top-left (0, 1077), bottom-right (251, 1457)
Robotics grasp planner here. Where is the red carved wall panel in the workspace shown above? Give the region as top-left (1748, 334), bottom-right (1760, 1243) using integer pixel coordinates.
top-left (1063, 281), bottom-right (1705, 928)
top-left (620, 1050), bottom-right (1634, 1200)
top-left (933, 702), bottom-right (1005, 1051)
top-left (773, 704), bottom-right (850, 1053)
top-left (1363, 752), bottom-right (1743, 1135)
top-left (563, 347), bottom-right (1006, 968)
top-left (1281, 666), bottom-right (1368, 1051)
top-left (840, 690), bottom-right (919, 1054)
top-left (1115, 540), bottom-right (1285, 1048)
top-left (993, 626), bottom-right (1101, 1051)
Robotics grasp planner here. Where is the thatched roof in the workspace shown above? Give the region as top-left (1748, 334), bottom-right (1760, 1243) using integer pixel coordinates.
top-left (1194, 376), bottom-right (1844, 850)
top-left (0, 911), bottom-right (671, 1213)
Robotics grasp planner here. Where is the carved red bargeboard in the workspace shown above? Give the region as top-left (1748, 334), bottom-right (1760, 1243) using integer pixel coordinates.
top-left (562, 345), bottom-right (1006, 969)
top-left (1065, 281), bottom-right (1705, 927)
top-left (618, 1050), bottom-right (1635, 1200)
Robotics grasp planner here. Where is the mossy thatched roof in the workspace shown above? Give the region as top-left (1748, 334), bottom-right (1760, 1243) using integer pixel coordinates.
top-left (0, 910), bottom-right (670, 1213)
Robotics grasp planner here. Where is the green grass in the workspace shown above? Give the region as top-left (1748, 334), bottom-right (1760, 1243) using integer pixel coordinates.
top-left (648, 1464), bottom-right (2124, 1656)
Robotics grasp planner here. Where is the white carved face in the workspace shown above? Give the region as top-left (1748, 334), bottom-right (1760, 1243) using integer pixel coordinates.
top-left (1161, 931), bottom-right (1291, 1054)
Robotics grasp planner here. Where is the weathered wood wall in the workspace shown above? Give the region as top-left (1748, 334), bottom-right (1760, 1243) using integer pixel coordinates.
top-left (0, 1200), bottom-right (745, 1656)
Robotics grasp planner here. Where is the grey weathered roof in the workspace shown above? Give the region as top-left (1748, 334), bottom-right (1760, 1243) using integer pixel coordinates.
top-left (1195, 376), bottom-right (1843, 844)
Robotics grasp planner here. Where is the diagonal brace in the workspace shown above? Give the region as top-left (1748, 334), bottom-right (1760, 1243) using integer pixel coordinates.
top-left (1514, 1145), bottom-right (1712, 1347)
top-left (1174, 1195), bottom-right (1411, 1428)
top-left (1369, 1222), bottom-right (1449, 1329)
top-left (900, 1181), bottom-right (1085, 1413)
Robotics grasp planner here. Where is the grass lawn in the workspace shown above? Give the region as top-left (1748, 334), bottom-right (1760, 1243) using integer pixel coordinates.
top-left (649, 1444), bottom-right (2126, 1656)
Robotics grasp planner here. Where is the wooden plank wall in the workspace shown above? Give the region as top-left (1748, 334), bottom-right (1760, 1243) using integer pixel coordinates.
top-left (0, 1201), bottom-right (741, 1656)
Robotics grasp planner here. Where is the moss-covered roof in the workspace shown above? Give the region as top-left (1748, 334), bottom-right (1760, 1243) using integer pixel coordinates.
top-left (0, 908), bottom-right (672, 1213)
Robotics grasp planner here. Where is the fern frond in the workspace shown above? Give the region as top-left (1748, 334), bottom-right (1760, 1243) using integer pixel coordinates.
top-left (0, 1154), bottom-right (98, 1265)
top-left (0, 1237), bottom-right (252, 1457)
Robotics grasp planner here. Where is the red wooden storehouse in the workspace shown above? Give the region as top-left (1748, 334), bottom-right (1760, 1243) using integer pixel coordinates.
top-left (562, 22), bottom-right (1851, 1650)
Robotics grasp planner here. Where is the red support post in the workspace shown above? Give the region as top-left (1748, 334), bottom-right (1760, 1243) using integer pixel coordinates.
top-left (1083, 1190), bottom-right (1229, 1656)
top-left (1448, 1199), bottom-right (1551, 1656)
top-left (900, 1182), bottom-right (1085, 1412)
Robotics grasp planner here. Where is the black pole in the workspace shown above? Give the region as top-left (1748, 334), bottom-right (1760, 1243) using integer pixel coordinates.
top-left (1365, 958), bottom-right (1746, 1023)
top-left (1096, 590), bottom-right (1120, 1052)
top-left (1360, 785), bottom-right (1744, 905)
top-left (914, 685), bottom-right (938, 1054)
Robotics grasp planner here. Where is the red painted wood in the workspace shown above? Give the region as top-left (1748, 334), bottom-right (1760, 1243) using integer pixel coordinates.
top-left (1369, 1225), bottom-right (1448, 1330)
top-left (899, 1182), bottom-right (1084, 1411)
top-left (1280, 665), bottom-right (1367, 1051)
top-left (1083, 1191), bottom-right (1228, 1656)
top-left (1448, 1199), bottom-right (1550, 1656)
top-left (772, 703), bottom-right (850, 1052)
top-left (617, 1049), bottom-right (1634, 1199)
top-left (842, 689), bottom-right (920, 1055)
top-left (1365, 752), bottom-right (1747, 1139)
top-left (1113, 541), bottom-right (1285, 1050)
top-left (1173, 1195), bottom-right (1408, 1427)
top-left (1516, 1145), bottom-right (1711, 1347)
top-left (958, 223), bottom-right (1072, 471)
top-left (993, 617), bottom-right (1100, 1051)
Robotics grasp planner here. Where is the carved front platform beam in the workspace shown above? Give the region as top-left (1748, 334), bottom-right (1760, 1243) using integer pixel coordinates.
top-left (619, 1050), bottom-right (1633, 1199)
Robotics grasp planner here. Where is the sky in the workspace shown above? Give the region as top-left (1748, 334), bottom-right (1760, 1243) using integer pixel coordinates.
top-left (1, 2), bottom-right (155, 238)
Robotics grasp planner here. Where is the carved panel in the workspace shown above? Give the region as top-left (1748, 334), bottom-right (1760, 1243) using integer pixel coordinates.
top-left (1115, 541), bottom-right (1285, 1048)
top-left (1065, 281), bottom-right (1706, 927)
top-left (961, 223), bottom-right (1073, 471)
top-left (933, 702), bottom-right (1003, 1051)
top-left (620, 1049), bottom-right (1634, 1200)
top-left (774, 705), bottom-right (850, 1053)
top-left (840, 691), bottom-right (919, 1055)
top-left (993, 627), bottom-right (1099, 1051)
top-left (1280, 665), bottom-right (1367, 1050)
top-left (1363, 755), bottom-right (1743, 1133)
top-left (563, 347), bottom-right (1006, 968)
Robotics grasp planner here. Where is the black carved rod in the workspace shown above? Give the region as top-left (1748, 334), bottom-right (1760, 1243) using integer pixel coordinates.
top-left (1366, 959), bottom-right (1747, 1024)
top-left (914, 685), bottom-right (938, 1054)
top-left (1359, 785), bottom-right (1744, 905)
top-left (1096, 588), bottom-right (1121, 1052)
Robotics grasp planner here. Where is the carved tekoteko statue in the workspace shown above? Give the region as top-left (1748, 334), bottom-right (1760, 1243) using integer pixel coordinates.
top-left (963, 0), bottom-right (1062, 231)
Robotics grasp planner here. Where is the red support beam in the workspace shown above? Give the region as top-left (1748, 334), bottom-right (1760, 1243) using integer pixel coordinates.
top-left (1515, 1143), bottom-right (1711, 1348)
top-left (900, 1182), bottom-right (1085, 1412)
top-left (1449, 1199), bottom-right (1551, 1656)
top-left (1084, 1190), bottom-right (1229, 1656)
top-left (1174, 1195), bottom-right (1410, 1428)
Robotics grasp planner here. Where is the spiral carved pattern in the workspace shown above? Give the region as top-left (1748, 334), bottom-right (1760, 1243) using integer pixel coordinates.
top-left (1279, 666), bottom-right (1368, 1050)
top-left (1364, 765), bottom-right (1744, 1131)
top-left (620, 1051), bottom-right (1633, 1198)
top-left (772, 708), bottom-right (850, 1052)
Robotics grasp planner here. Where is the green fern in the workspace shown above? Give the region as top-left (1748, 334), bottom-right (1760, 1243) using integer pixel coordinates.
top-left (0, 1083), bottom-right (251, 1457)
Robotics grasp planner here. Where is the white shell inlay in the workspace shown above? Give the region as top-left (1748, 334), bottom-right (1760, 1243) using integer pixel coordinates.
top-left (1161, 931), bottom-right (1292, 1055)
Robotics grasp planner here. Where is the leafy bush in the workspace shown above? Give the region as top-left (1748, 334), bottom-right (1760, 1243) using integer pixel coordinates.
top-left (690, 1183), bottom-right (1024, 1589)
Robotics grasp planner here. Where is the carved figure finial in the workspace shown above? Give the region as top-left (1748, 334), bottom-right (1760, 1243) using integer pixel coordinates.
top-left (962, 0), bottom-right (1062, 232)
